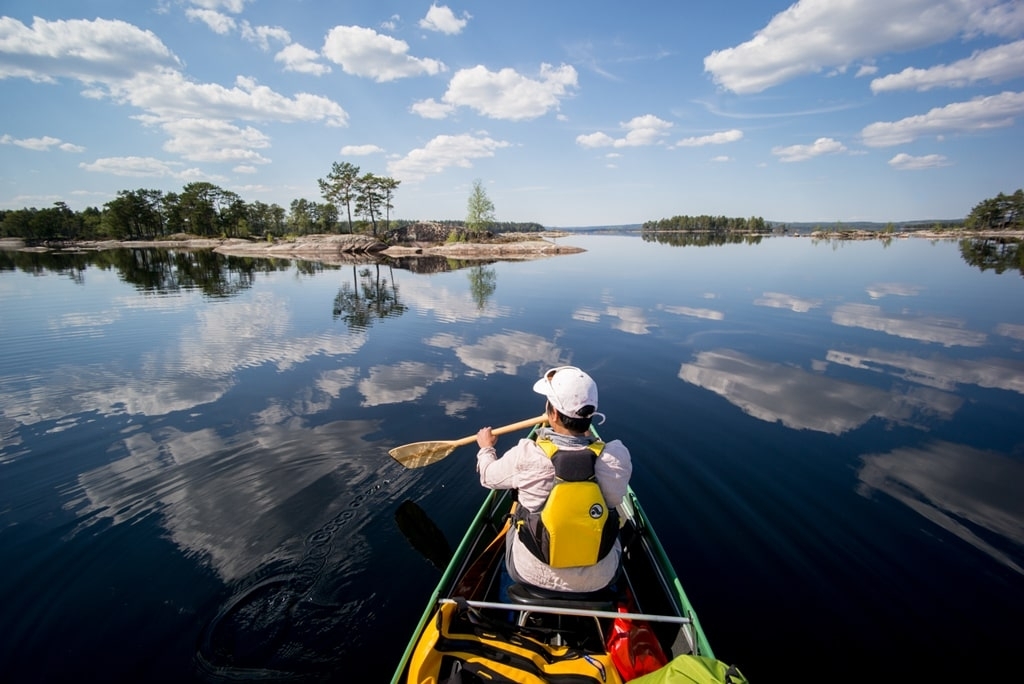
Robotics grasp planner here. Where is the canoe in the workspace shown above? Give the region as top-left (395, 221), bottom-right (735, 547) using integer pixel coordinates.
top-left (391, 424), bottom-right (715, 684)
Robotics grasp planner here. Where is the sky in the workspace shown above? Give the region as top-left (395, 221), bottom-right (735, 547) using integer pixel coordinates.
top-left (1, 0), bottom-right (1023, 227)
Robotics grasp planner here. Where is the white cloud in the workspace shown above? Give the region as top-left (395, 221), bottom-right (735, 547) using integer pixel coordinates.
top-left (410, 97), bottom-right (456, 119)
top-left (340, 144), bottom-right (384, 156)
top-left (576, 114), bottom-right (673, 148)
top-left (185, 9), bottom-right (236, 35)
top-left (888, 153), bottom-right (951, 170)
top-left (772, 137), bottom-right (846, 162)
top-left (676, 128), bottom-right (743, 147)
top-left (188, 1), bottom-right (249, 14)
top-left (419, 4), bottom-right (470, 35)
top-left (240, 22), bottom-right (290, 51)
top-left (433, 63), bottom-right (578, 121)
top-left (1, 134), bottom-right (83, 152)
top-left (703, 0), bottom-right (1022, 94)
top-left (387, 133), bottom-right (511, 182)
top-left (872, 40), bottom-right (1024, 92)
top-left (862, 91), bottom-right (1024, 147)
top-left (159, 118), bottom-right (271, 164)
top-left (322, 25), bottom-right (446, 82)
top-left (79, 156), bottom-right (190, 178)
top-left (275, 43), bottom-right (330, 75)
top-left (0, 16), bottom-right (348, 177)
top-left (0, 16), bottom-right (182, 83)
top-left (123, 72), bottom-right (348, 127)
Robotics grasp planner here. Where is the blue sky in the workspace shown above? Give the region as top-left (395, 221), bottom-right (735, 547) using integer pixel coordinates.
top-left (1, 0), bottom-right (1022, 227)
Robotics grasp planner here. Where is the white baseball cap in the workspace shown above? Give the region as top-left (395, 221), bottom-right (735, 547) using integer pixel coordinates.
top-left (532, 366), bottom-right (604, 423)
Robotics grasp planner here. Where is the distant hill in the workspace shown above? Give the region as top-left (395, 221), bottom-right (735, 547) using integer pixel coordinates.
top-left (548, 224), bottom-right (643, 233)
top-left (548, 220), bottom-right (962, 233)
top-left (768, 220), bottom-right (962, 233)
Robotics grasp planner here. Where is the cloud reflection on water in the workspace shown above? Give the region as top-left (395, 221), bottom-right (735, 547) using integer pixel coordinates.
top-left (678, 348), bottom-right (962, 435)
top-left (865, 282), bottom-right (922, 299)
top-left (64, 417), bottom-right (392, 582)
top-left (753, 292), bottom-right (822, 312)
top-left (833, 303), bottom-right (987, 347)
top-left (574, 304), bottom-right (656, 334)
top-left (827, 349), bottom-right (1024, 394)
top-left (857, 440), bottom-right (1024, 575)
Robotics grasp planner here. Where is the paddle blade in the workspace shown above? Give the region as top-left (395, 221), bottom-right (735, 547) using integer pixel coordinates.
top-left (395, 499), bottom-right (453, 571)
top-left (389, 441), bottom-right (457, 469)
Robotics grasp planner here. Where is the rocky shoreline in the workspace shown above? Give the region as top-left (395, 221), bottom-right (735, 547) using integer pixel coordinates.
top-left (0, 232), bottom-right (586, 264)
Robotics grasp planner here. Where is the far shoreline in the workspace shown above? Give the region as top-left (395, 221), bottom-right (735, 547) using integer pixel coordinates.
top-left (2, 228), bottom-right (1022, 263)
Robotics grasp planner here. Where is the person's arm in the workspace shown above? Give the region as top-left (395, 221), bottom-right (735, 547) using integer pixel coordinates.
top-left (597, 440), bottom-right (632, 507)
top-left (476, 428), bottom-right (520, 489)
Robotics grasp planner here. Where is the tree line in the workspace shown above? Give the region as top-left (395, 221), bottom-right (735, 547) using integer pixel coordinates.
top-left (640, 214), bottom-right (769, 234)
top-left (0, 161), bottom-right (408, 243)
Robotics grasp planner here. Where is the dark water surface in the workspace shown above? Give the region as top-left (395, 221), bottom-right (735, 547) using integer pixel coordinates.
top-left (1, 234), bottom-right (1022, 682)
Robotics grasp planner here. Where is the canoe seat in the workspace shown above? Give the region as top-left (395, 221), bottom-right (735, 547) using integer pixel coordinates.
top-left (507, 582), bottom-right (617, 612)
top-left (507, 583), bottom-right (617, 647)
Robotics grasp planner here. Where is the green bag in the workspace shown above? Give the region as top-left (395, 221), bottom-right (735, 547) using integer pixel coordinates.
top-left (628, 655), bottom-right (748, 684)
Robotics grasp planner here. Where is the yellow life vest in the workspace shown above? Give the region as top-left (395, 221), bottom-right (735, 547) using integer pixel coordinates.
top-left (515, 438), bottom-right (619, 568)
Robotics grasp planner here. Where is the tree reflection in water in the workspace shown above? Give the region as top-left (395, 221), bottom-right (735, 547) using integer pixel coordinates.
top-left (959, 237), bottom-right (1024, 276)
top-left (467, 264), bottom-right (496, 310)
top-left (0, 247), bottom-right (298, 297)
top-left (333, 263), bottom-right (407, 331)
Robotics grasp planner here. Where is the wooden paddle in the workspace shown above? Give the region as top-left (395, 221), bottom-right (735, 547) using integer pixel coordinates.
top-left (389, 415), bottom-right (546, 469)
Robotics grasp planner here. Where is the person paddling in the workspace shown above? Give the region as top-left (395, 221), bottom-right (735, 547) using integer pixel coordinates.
top-left (476, 366), bottom-right (632, 593)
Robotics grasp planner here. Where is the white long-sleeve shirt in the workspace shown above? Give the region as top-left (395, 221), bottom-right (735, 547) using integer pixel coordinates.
top-left (476, 435), bottom-right (632, 592)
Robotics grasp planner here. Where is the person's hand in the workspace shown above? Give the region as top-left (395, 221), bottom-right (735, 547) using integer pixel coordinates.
top-left (476, 427), bottom-right (497, 449)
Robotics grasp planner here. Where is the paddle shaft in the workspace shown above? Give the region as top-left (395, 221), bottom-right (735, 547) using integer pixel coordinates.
top-left (446, 415), bottom-right (547, 448)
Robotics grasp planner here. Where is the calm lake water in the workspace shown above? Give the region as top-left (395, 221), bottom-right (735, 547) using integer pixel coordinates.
top-left (1, 234), bottom-right (1022, 682)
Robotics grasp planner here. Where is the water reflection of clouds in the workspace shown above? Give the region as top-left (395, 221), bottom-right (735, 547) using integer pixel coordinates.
top-left (857, 440), bottom-right (1024, 575)
top-left (678, 348), bottom-right (961, 435)
top-left (316, 367), bottom-right (360, 398)
top-left (866, 282), bottom-right (922, 299)
top-left (996, 323), bottom-right (1024, 341)
top-left (452, 331), bottom-right (565, 375)
top-left (660, 304), bottom-right (725, 321)
top-left (50, 311), bottom-right (120, 333)
top-left (400, 279), bottom-right (510, 323)
top-left (833, 303), bottom-right (987, 347)
top-left (358, 361), bottom-right (454, 406)
top-left (827, 349), bottom-right (1024, 394)
top-left (573, 304), bottom-right (655, 334)
top-left (65, 417), bottom-right (394, 581)
top-left (441, 393), bottom-right (478, 417)
top-left (0, 293), bottom-right (368, 435)
top-left (753, 292), bottom-right (821, 312)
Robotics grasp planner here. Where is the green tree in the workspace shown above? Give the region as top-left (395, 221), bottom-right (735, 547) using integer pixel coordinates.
top-left (466, 179), bottom-right (495, 235)
top-left (318, 162), bottom-right (360, 233)
top-left (378, 176), bottom-right (401, 232)
top-left (355, 172), bottom-right (384, 236)
top-left (965, 189), bottom-right (1023, 231)
top-left (104, 189), bottom-right (165, 239)
top-left (288, 198), bottom-right (316, 235)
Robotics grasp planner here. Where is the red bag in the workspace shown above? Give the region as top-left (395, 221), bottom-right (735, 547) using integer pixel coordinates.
top-left (606, 604), bottom-right (669, 680)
